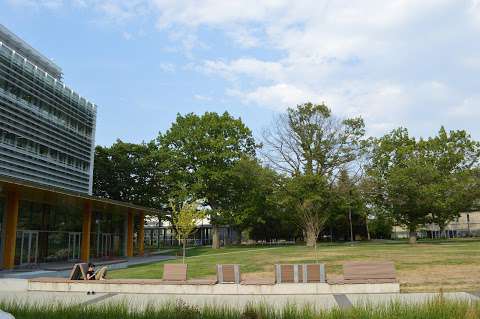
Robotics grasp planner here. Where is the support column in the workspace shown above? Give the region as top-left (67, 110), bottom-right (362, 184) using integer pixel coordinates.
top-left (3, 191), bottom-right (19, 269)
top-left (126, 210), bottom-right (134, 257)
top-left (80, 201), bottom-right (92, 262)
top-left (138, 212), bottom-right (145, 256)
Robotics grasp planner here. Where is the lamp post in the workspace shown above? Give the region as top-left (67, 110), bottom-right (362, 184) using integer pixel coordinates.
top-left (349, 189), bottom-right (354, 242)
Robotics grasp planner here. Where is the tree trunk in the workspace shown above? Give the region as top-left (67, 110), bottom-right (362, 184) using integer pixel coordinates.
top-left (365, 215), bottom-right (371, 241)
top-left (211, 224), bottom-right (220, 249)
top-left (305, 228), bottom-right (317, 247)
top-left (182, 238), bottom-right (186, 264)
top-left (408, 231), bottom-right (417, 244)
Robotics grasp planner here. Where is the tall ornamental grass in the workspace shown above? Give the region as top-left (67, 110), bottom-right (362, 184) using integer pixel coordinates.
top-left (1, 297), bottom-right (479, 319)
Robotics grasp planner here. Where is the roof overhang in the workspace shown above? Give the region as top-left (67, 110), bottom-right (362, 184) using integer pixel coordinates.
top-left (0, 175), bottom-right (160, 215)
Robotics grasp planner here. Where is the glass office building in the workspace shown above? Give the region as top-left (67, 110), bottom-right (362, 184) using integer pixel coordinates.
top-left (0, 25), bottom-right (151, 269)
top-left (0, 24), bottom-right (96, 195)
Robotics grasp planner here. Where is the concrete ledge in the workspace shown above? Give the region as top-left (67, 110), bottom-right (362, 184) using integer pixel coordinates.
top-left (0, 279), bottom-right (28, 291)
top-left (28, 280), bottom-right (400, 294)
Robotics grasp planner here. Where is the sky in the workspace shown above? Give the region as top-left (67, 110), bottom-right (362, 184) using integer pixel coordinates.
top-left (1, 0), bottom-right (480, 146)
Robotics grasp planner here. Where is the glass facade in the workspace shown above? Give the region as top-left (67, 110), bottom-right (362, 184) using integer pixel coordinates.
top-left (90, 211), bottom-right (126, 259)
top-left (0, 32), bottom-right (96, 194)
top-left (12, 199), bottom-right (129, 266)
top-left (15, 200), bottom-right (83, 265)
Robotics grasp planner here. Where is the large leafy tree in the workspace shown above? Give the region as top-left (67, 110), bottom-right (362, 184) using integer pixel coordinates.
top-left (367, 127), bottom-right (480, 243)
top-left (93, 140), bottom-right (160, 208)
top-left (424, 127), bottom-right (480, 235)
top-left (263, 103), bottom-right (366, 246)
top-left (157, 112), bottom-right (256, 248)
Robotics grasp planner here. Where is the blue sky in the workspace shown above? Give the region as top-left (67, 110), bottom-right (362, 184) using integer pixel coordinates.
top-left (1, 0), bottom-right (480, 146)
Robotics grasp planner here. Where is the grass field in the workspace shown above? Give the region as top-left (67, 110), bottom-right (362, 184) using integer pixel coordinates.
top-left (109, 239), bottom-right (480, 292)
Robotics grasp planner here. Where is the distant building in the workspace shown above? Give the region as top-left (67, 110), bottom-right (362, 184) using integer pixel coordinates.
top-left (144, 218), bottom-right (238, 248)
top-left (392, 211), bottom-right (480, 239)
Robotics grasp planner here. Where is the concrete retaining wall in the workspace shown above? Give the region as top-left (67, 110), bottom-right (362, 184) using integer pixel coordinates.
top-left (28, 281), bottom-right (400, 294)
top-left (0, 279), bottom-right (28, 292)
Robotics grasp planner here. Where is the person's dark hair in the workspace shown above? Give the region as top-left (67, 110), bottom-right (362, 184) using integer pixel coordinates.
top-left (88, 263), bottom-right (95, 268)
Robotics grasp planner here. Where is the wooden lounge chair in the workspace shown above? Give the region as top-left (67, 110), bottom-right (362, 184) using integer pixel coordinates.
top-left (217, 264), bottom-right (240, 284)
top-left (95, 266), bottom-right (108, 280)
top-left (275, 264), bottom-right (326, 283)
top-left (69, 263), bottom-right (88, 280)
top-left (332, 261), bottom-right (397, 284)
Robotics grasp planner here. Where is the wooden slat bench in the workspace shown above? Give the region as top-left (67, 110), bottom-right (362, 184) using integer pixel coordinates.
top-left (329, 261), bottom-right (397, 284)
top-left (275, 264), bottom-right (326, 283)
top-left (217, 264), bottom-right (240, 284)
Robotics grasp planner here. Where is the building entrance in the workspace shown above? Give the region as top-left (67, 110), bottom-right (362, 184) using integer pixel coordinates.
top-left (68, 232), bottom-right (81, 261)
top-left (17, 230), bottom-right (38, 265)
top-left (98, 233), bottom-right (113, 258)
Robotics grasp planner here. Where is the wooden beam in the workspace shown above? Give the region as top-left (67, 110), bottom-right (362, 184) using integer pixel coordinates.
top-left (80, 201), bottom-right (92, 262)
top-left (126, 210), bottom-right (134, 257)
top-left (3, 190), bottom-right (19, 269)
top-left (138, 212), bottom-right (145, 256)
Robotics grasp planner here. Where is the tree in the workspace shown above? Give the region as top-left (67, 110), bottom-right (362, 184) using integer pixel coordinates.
top-left (283, 174), bottom-right (331, 247)
top-left (423, 128), bottom-right (480, 237)
top-left (262, 102), bottom-right (366, 177)
top-left (333, 169), bottom-right (368, 241)
top-left (262, 103), bottom-right (366, 246)
top-left (367, 127), bottom-right (480, 243)
top-left (171, 200), bottom-right (205, 263)
top-left (157, 112), bottom-right (256, 249)
top-left (93, 140), bottom-right (159, 207)
top-left (223, 157), bottom-right (281, 243)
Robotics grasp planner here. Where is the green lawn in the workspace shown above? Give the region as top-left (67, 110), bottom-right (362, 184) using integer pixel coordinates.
top-left (110, 239), bottom-right (480, 292)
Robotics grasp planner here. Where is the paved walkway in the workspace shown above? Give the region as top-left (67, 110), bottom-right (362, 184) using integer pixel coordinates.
top-left (0, 255), bottom-right (175, 279)
top-left (0, 291), bottom-right (477, 310)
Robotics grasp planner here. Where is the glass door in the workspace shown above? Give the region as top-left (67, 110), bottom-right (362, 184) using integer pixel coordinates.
top-left (68, 232), bottom-right (82, 261)
top-left (18, 230), bottom-right (39, 265)
top-left (99, 233), bottom-right (113, 258)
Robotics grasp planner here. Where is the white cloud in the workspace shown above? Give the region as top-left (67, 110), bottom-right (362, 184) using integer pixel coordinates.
top-left (7, 0), bottom-right (63, 9)
top-left (229, 83), bottom-right (323, 111)
top-left (13, 0), bottom-right (480, 138)
top-left (193, 94), bottom-right (213, 102)
top-left (159, 62), bottom-right (175, 73)
top-left (201, 58), bottom-right (284, 83)
top-left (448, 96), bottom-right (480, 118)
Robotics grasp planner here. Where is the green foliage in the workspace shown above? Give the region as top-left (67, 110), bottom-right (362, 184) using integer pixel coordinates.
top-left (263, 102), bottom-right (367, 245)
top-left (368, 212), bottom-right (394, 239)
top-left (93, 140), bottom-right (159, 207)
top-left (367, 127), bottom-right (480, 242)
top-left (171, 200), bottom-right (205, 262)
top-left (157, 112), bottom-right (256, 226)
top-left (226, 158), bottom-right (286, 237)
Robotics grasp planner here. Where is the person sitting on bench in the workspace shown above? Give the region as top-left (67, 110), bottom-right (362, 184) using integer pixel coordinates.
top-left (86, 263), bottom-right (96, 280)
